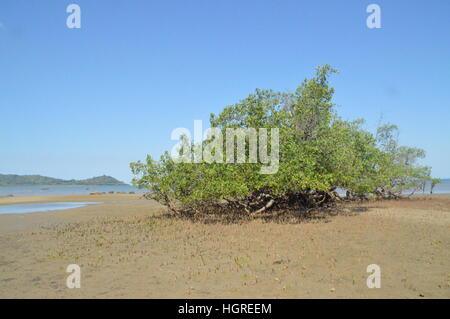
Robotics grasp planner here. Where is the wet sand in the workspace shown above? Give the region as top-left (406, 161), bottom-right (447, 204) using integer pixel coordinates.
top-left (0, 194), bottom-right (149, 234)
top-left (0, 194), bottom-right (449, 298)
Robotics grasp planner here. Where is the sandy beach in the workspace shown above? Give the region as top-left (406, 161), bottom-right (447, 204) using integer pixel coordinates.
top-left (0, 194), bottom-right (449, 298)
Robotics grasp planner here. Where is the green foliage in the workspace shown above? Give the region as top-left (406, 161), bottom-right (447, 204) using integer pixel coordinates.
top-left (375, 124), bottom-right (431, 195)
top-left (431, 178), bottom-right (441, 185)
top-left (131, 65), bottom-right (431, 215)
top-left (430, 177), bottom-right (441, 194)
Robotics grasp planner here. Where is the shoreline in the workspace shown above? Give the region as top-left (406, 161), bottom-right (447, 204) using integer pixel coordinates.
top-left (0, 194), bottom-right (158, 235)
top-left (1, 192), bottom-right (449, 204)
top-left (0, 184), bottom-right (145, 198)
top-left (0, 193), bottom-right (144, 206)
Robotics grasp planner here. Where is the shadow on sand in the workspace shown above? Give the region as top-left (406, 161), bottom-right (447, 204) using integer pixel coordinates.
top-left (145, 203), bottom-right (385, 225)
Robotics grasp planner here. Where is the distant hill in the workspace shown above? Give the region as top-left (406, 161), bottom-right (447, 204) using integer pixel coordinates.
top-left (0, 174), bottom-right (127, 186)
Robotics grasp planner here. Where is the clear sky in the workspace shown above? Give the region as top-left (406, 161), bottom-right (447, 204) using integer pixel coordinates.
top-left (1, 0), bottom-right (449, 183)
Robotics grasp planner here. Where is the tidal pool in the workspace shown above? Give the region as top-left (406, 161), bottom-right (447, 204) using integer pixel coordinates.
top-left (0, 202), bottom-right (100, 215)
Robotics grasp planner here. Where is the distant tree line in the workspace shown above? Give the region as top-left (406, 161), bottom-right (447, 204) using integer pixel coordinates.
top-left (0, 174), bottom-right (126, 186)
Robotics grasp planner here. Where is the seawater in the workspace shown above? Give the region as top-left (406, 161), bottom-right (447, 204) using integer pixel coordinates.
top-left (0, 202), bottom-right (100, 215)
top-left (0, 180), bottom-right (448, 199)
top-left (0, 185), bottom-right (145, 197)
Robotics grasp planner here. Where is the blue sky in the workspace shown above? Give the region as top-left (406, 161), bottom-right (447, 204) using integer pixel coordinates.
top-left (0, 0), bottom-right (449, 183)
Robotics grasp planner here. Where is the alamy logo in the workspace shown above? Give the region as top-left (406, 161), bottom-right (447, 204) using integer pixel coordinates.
top-left (366, 4), bottom-right (381, 29)
top-left (366, 264), bottom-right (381, 288)
top-left (171, 120), bottom-right (279, 174)
top-left (66, 4), bottom-right (81, 29)
top-left (66, 264), bottom-right (81, 288)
